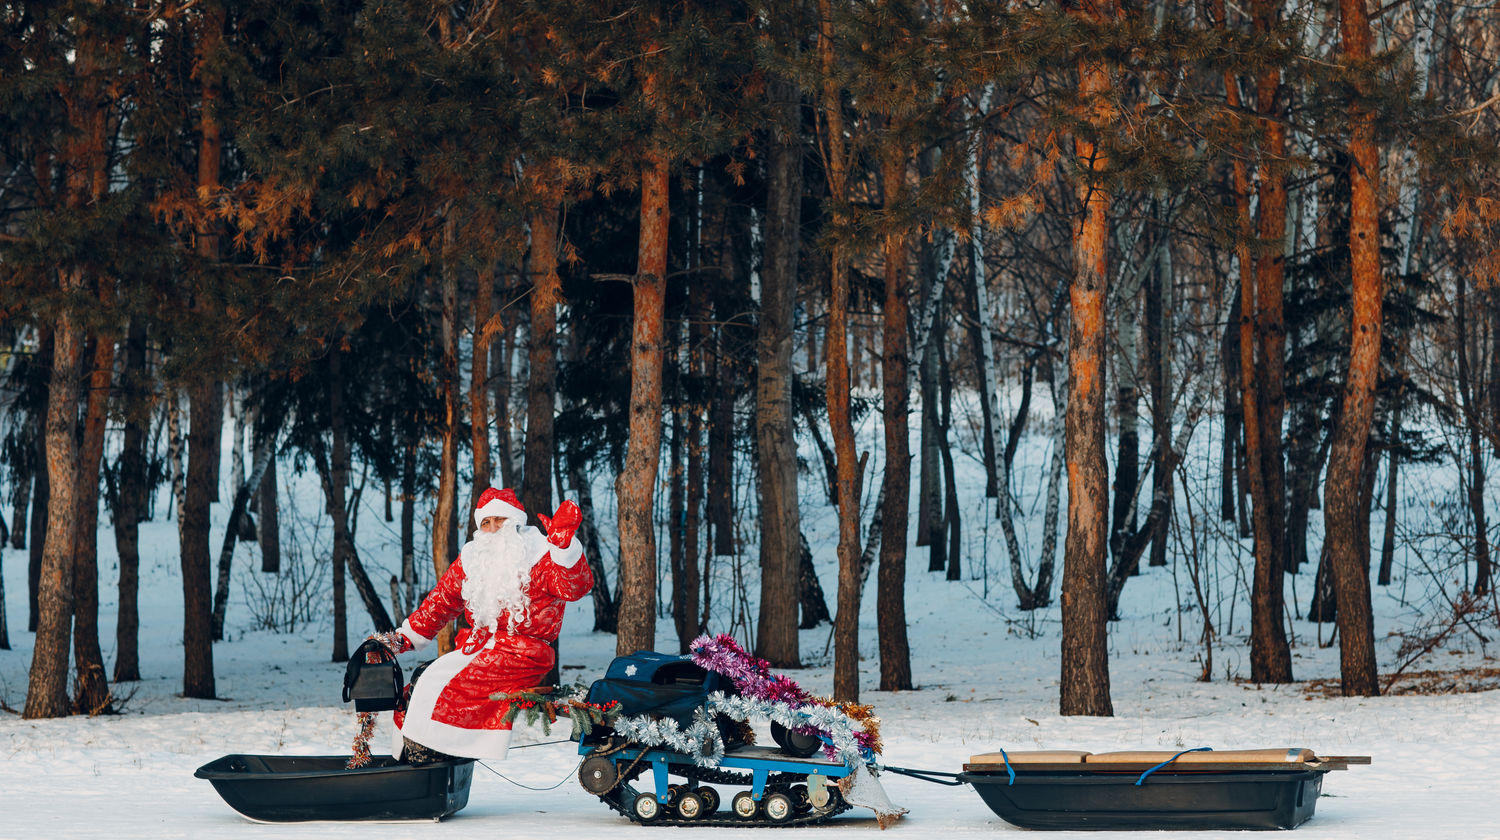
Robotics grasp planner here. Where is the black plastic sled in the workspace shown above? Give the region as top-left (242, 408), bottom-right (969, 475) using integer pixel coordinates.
top-left (195, 754), bottom-right (474, 822)
top-left (959, 748), bottom-right (1367, 831)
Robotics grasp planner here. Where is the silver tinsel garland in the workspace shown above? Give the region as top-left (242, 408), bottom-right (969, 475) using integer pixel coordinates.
top-left (606, 691), bottom-right (870, 769)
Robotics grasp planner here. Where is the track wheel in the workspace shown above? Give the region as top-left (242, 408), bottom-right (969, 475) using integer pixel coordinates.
top-left (789, 784), bottom-right (811, 813)
top-left (676, 791), bottom-right (705, 820)
top-left (665, 784), bottom-right (684, 807)
top-left (695, 786), bottom-right (720, 815)
top-left (762, 792), bottom-right (795, 824)
top-left (810, 781), bottom-right (840, 815)
top-left (731, 791), bottom-right (760, 820)
top-left (578, 756), bottom-right (618, 795)
top-left (633, 792), bottom-right (664, 822)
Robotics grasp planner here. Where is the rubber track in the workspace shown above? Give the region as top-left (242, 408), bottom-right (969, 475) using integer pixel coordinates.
top-left (592, 762), bottom-right (853, 827)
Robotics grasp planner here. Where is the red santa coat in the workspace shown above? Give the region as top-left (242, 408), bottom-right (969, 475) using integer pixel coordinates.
top-left (393, 528), bottom-right (592, 759)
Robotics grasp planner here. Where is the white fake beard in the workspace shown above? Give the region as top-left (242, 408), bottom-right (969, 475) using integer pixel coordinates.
top-left (460, 524), bottom-right (534, 633)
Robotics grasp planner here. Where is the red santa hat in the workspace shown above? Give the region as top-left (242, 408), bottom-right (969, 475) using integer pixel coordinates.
top-left (473, 487), bottom-right (525, 527)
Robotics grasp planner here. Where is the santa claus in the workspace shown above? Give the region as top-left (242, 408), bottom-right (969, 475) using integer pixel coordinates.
top-left (386, 487), bottom-right (593, 762)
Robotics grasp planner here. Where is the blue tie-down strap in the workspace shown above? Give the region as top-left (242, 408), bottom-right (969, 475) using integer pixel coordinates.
top-left (1001, 749), bottom-right (1016, 786)
top-left (1135, 747), bottom-right (1213, 786)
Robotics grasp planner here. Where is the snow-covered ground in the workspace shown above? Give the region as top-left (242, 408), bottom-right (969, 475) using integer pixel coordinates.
top-left (2, 399), bottom-right (1498, 838)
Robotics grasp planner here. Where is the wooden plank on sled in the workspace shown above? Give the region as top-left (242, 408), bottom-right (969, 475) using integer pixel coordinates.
top-left (964, 748), bottom-right (1371, 774)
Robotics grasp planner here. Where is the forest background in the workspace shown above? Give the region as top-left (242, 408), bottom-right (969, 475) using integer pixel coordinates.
top-left (2, 0), bottom-right (1499, 724)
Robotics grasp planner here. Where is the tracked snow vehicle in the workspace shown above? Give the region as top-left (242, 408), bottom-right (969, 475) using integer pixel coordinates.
top-left (573, 649), bottom-right (886, 826)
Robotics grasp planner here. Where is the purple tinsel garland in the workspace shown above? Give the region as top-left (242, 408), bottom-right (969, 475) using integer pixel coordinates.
top-left (689, 633), bottom-right (812, 705)
top-left (690, 633), bottom-right (881, 759)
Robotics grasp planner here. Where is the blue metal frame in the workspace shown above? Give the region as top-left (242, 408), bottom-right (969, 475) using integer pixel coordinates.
top-left (579, 744), bottom-right (854, 803)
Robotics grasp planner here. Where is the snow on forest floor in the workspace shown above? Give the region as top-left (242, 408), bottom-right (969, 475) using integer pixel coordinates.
top-left (3, 523), bottom-right (1497, 840)
top-left (3, 403), bottom-right (1500, 838)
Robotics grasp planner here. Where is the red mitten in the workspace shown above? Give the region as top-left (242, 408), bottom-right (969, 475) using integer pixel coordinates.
top-left (372, 630), bottom-right (413, 659)
top-left (543, 500), bottom-right (582, 548)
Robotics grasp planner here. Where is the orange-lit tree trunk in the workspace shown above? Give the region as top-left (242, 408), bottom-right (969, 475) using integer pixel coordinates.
top-left (1325, 0), bottom-right (1382, 697)
top-left (1234, 147), bottom-right (1280, 684)
top-left (23, 307), bottom-right (84, 719)
top-left (1248, 0), bottom-right (1293, 685)
top-left (616, 147), bottom-right (670, 656)
top-left (877, 150), bottom-right (913, 692)
top-left (179, 0), bottom-right (228, 699)
top-left (820, 0), bottom-right (864, 702)
top-left (1059, 0), bottom-right (1115, 717)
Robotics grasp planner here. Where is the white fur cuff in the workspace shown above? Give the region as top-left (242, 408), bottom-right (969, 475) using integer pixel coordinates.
top-left (549, 539), bottom-right (585, 568)
top-left (398, 621), bottom-right (433, 652)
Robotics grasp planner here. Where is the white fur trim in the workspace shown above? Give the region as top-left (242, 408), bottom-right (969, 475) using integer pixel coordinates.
top-left (399, 648), bottom-right (516, 760)
top-left (474, 497), bottom-right (525, 527)
top-left (397, 620), bottom-right (433, 653)
top-left (548, 538), bottom-right (584, 568)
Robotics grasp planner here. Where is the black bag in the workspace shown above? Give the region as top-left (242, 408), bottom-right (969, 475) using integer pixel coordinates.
top-left (342, 638), bottom-right (404, 712)
top-left (584, 650), bottom-right (735, 727)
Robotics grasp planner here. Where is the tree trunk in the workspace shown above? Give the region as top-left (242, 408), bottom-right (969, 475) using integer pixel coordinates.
top-left (821, 0), bottom-right (863, 702)
top-left (669, 401), bottom-right (688, 652)
top-left (328, 350), bottom-right (349, 662)
top-left (258, 446), bottom-right (281, 573)
top-left (1220, 292), bottom-right (1242, 524)
top-left (211, 430), bottom-right (278, 641)
top-left (28, 392), bottom-right (49, 633)
top-left (23, 307), bottom-right (84, 719)
top-left (1225, 61), bottom-right (1293, 683)
top-left (0, 520), bottom-right (8, 648)
top-left (319, 351), bottom-right (395, 643)
top-left (568, 458), bottom-right (618, 633)
top-left (524, 198), bottom-right (562, 519)
top-left (1059, 7), bottom-right (1115, 716)
top-left (1284, 387), bottom-right (1327, 574)
top-left (470, 265), bottom-right (494, 505)
top-left (180, 375), bottom-right (221, 699)
top-left (494, 306), bottom-right (517, 490)
top-left (755, 73), bottom-right (804, 667)
top-left (72, 326), bottom-right (116, 715)
top-left (938, 319), bottom-right (963, 581)
top-left (972, 188), bottom-right (1029, 607)
top-left (877, 150), bottom-right (913, 692)
top-left (916, 229), bottom-right (943, 558)
top-left (1250, 0), bottom-right (1293, 681)
top-left (400, 442), bottom-right (416, 614)
top-left (177, 0), bottom-right (227, 699)
top-left (1109, 268), bottom-right (1141, 570)
top-left (707, 325), bottom-right (735, 557)
top-left (797, 531), bottom-right (832, 628)
top-left (432, 222), bottom-right (461, 655)
top-left (1036, 380), bottom-right (1067, 604)
top-left (1455, 272), bottom-right (1490, 596)
top-left (964, 121), bottom-right (999, 500)
top-left (1145, 212), bottom-right (1173, 569)
top-left (683, 279), bottom-right (707, 649)
top-left (1376, 394), bottom-right (1402, 586)
top-left (167, 391), bottom-right (185, 529)
top-left (113, 318), bottom-right (148, 682)
top-left (10, 461), bottom-right (29, 552)
top-left (1324, 0), bottom-right (1383, 696)
top-left (616, 148), bottom-right (670, 656)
